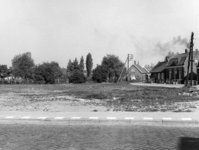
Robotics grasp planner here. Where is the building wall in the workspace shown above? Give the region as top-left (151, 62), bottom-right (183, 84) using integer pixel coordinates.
top-left (128, 65), bottom-right (146, 81)
top-left (165, 67), bottom-right (184, 84)
top-left (151, 71), bottom-right (166, 83)
top-left (183, 52), bottom-right (199, 77)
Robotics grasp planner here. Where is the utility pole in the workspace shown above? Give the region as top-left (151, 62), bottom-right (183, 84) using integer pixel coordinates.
top-left (190, 32), bottom-right (194, 86)
top-left (127, 54), bottom-right (133, 82)
top-left (186, 32), bottom-right (194, 86)
top-left (117, 58), bottom-right (128, 82)
top-left (186, 49), bottom-right (191, 86)
top-left (127, 54), bottom-right (129, 81)
top-left (117, 54), bottom-right (133, 82)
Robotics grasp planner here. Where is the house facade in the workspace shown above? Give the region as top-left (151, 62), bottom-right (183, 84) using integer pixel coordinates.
top-left (151, 49), bottom-right (199, 84)
top-left (128, 61), bottom-right (148, 82)
top-left (150, 59), bottom-right (168, 83)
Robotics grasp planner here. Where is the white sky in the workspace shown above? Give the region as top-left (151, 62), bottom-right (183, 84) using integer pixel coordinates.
top-left (0, 0), bottom-right (199, 68)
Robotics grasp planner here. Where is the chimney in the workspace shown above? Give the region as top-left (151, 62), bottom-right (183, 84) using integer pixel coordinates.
top-left (165, 56), bottom-right (169, 62)
top-left (185, 49), bottom-right (187, 53)
top-left (138, 61), bottom-right (139, 65)
top-left (134, 61), bottom-right (136, 64)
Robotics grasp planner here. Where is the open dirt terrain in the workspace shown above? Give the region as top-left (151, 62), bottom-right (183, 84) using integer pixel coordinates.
top-left (0, 83), bottom-right (199, 112)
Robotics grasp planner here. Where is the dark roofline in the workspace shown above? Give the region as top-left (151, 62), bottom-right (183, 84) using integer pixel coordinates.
top-left (150, 61), bottom-right (168, 73)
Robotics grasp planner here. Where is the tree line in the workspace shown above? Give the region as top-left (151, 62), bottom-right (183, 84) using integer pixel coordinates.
top-left (0, 52), bottom-right (126, 84)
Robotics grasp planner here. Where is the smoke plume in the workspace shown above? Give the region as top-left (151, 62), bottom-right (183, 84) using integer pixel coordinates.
top-left (155, 36), bottom-right (189, 56)
top-left (129, 34), bottom-right (190, 66)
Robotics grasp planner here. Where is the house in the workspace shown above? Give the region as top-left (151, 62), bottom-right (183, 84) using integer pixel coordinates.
top-left (151, 49), bottom-right (199, 84)
top-left (128, 61), bottom-right (149, 82)
top-left (165, 49), bottom-right (199, 84)
top-left (150, 58), bottom-right (168, 83)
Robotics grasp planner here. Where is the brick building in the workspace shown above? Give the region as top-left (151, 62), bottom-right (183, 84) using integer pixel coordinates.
top-left (151, 49), bottom-right (199, 84)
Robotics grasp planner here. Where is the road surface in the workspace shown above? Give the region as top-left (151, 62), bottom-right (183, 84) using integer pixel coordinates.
top-left (0, 124), bottom-right (199, 150)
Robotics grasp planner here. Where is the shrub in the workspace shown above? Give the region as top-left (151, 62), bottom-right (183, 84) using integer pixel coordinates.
top-left (92, 65), bottom-right (107, 83)
top-left (69, 70), bottom-right (86, 83)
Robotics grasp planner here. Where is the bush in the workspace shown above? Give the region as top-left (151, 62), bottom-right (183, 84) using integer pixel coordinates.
top-left (92, 65), bottom-right (107, 83)
top-left (69, 70), bottom-right (86, 83)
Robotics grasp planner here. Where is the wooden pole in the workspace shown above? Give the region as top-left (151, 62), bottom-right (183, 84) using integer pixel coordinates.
top-left (186, 32), bottom-right (194, 86)
top-left (117, 58), bottom-right (128, 82)
top-left (186, 49), bottom-right (191, 86)
top-left (190, 32), bottom-right (194, 86)
top-left (127, 54), bottom-right (129, 82)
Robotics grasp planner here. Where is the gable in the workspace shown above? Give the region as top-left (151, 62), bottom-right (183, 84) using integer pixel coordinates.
top-left (166, 53), bottom-right (188, 67)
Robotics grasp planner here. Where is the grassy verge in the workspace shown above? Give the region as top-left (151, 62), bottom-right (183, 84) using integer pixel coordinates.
top-left (0, 83), bottom-right (198, 112)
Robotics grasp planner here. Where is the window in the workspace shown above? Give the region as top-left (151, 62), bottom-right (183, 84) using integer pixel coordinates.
top-left (161, 73), bottom-right (164, 79)
top-left (158, 73), bottom-right (160, 79)
top-left (169, 70), bottom-right (172, 79)
top-left (174, 69), bottom-right (177, 79)
top-left (179, 70), bottom-right (181, 79)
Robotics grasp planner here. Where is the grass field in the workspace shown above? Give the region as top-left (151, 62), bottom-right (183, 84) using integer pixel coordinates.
top-left (0, 83), bottom-right (199, 112)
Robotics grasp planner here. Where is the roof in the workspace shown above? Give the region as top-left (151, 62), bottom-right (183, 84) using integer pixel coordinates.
top-left (131, 64), bottom-right (148, 74)
top-left (150, 61), bottom-right (168, 73)
top-left (166, 52), bottom-right (188, 67)
top-left (143, 67), bottom-right (150, 73)
top-left (144, 65), bottom-right (153, 72)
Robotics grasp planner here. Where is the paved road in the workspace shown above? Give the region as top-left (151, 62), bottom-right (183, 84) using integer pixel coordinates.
top-left (0, 124), bottom-right (199, 150)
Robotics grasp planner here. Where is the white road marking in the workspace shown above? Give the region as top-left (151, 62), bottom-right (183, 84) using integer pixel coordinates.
top-left (21, 116), bottom-right (31, 119)
top-left (107, 117), bottom-right (116, 120)
top-left (71, 117), bottom-right (81, 119)
top-left (182, 118), bottom-right (192, 121)
top-left (162, 118), bottom-right (172, 120)
top-left (54, 117), bottom-right (64, 120)
top-left (125, 117), bottom-right (134, 120)
top-left (89, 117), bottom-right (99, 119)
top-left (37, 117), bottom-right (47, 119)
top-left (143, 117), bottom-right (153, 120)
top-left (5, 116), bottom-right (14, 119)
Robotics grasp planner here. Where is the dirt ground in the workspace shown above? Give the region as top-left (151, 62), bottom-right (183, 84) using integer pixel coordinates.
top-left (0, 83), bottom-right (199, 112)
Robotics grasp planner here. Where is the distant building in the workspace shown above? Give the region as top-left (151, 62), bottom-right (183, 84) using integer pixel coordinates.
top-left (165, 49), bottom-right (199, 84)
top-left (151, 49), bottom-right (199, 84)
top-left (128, 61), bottom-right (148, 82)
top-left (150, 59), bottom-right (168, 83)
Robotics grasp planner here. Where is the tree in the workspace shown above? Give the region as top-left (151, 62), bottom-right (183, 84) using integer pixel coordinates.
top-left (73, 58), bottom-right (79, 71)
top-left (33, 62), bottom-right (62, 84)
top-left (92, 65), bottom-right (107, 83)
top-left (0, 65), bottom-right (9, 84)
top-left (79, 56), bottom-right (84, 72)
top-left (51, 61), bottom-right (63, 83)
top-left (101, 55), bottom-right (125, 82)
top-left (86, 53), bottom-right (93, 78)
top-left (12, 52), bottom-right (35, 82)
top-left (33, 65), bottom-right (45, 84)
top-left (69, 70), bottom-right (86, 83)
top-left (66, 59), bottom-right (74, 76)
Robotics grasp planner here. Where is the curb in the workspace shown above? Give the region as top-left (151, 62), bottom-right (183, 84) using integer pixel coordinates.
top-left (0, 116), bottom-right (198, 125)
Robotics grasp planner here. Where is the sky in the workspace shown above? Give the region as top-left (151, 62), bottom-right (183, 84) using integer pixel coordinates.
top-left (0, 0), bottom-right (199, 68)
